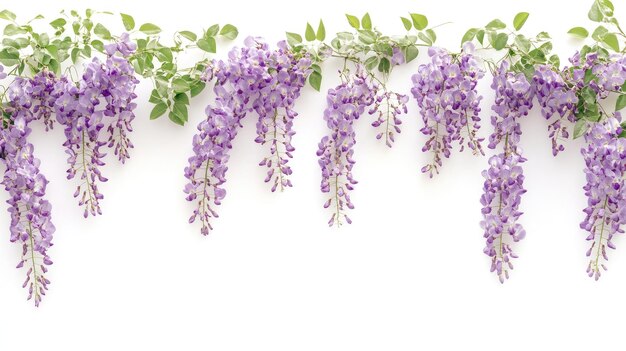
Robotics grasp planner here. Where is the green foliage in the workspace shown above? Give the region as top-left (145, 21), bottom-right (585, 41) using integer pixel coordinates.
top-left (513, 12), bottom-right (529, 31)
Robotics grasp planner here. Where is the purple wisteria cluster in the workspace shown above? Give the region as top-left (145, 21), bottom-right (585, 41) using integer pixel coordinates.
top-left (411, 43), bottom-right (485, 177)
top-left (480, 61), bottom-right (533, 283)
top-left (488, 61), bottom-right (534, 151)
top-left (480, 153), bottom-right (526, 283)
top-left (368, 59), bottom-right (409, 147)
top-left (185, 37), bottom-right (310, 235)
top-left (54, 33), bottom-right (139, 217)
top-left (532, 65), bottom-right (578, 156)
top-left (253, 41), bottom-right (312, 192)
top-left (567, 51), bottom-right (626, 97)
top-left (580, 116), bottom-right (626, 280)
top-left (317, 65), bottom-right (376, 226)
top-left (0, 113), bottom-right (55, 306)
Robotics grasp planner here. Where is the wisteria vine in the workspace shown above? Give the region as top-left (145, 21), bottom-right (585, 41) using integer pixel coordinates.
top-left (0, 9), bottom-right (236, 305)
top-left (3, 0), bottom-right (626, 308)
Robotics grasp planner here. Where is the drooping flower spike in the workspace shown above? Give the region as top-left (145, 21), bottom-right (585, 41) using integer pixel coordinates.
top-left (480, 61), bottom-right (533, 283)
top-left (317, 65), bottom-right (376, 226)
top-left (185, 37), bottom-right (311, 235)
top-left (412, 42), bottom-right (485, 177)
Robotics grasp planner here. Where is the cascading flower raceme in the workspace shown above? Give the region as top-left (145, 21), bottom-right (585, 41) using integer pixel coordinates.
top-left (253, 41), bottom-right (312, 192)
top-left (1, 115), bottom-right (55, 307)
top-left (54, 33), bottom-right (139, 218)
top-left (317, 65), bottom-right (375, 226)
top-left (411, 42), bottom-right (485, 177)
top-left (480, 61), bottom-right (533, 283)
top-left (368, 53), bottom-right (409, 147)
top-left (103, 33), bottom-right (140, 164)
top-left (480, 152), bottom-right (527, 283)
top-left (580, 115), bottom-right (626, 280)
top-left (185, 37), bottom-right (282, 235)
top-left (532, 65), bottom-right (578, 156)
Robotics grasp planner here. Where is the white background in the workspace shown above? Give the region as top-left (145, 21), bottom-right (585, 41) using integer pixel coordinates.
top-left (0, 0), bottom-right (623, 350)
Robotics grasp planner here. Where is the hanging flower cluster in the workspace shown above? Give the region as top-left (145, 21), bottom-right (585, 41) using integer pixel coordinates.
top-left (580, 116), bottom-right (626, 280)
top-left (479, 62), bottom-right (534, 282)
top-left (0, 9), bottom-right (236, 305)
top-left (6, 0), bottom-right (626, 309)
top-left (185, 37), bottom-right (311, 235)
top-left (54, 34), bottom-right (139, 217)
top-left (317, 65), bottom-right (375, 226)
top-left (411, 43), bottom-right (485, 177)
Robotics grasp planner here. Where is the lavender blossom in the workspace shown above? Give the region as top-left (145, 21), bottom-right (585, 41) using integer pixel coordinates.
top-left (103, 33), bottom-right (140, 163)
top-left (480, 61), bottom-right (533, 282)
top-left (580, 115), bottom-right (626, 280)
top-left (411, 43), bottom-right (485, 177)
top-left (317, 65), bottom-right (375, 226)
top-left (54, 72), bottom-right (107, 218)
top-left (480, 152), bottom-right (526, 283)
top-left (184, 37), bottom-right (271, 235)
top-left (1, 116), bottom-right (55, 306)
top-left (253, 41), bottom-right (312, 192)
top-left (532, 65), bottom-right (578, 156)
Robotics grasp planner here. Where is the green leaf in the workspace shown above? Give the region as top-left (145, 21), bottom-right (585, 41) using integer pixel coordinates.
top-left (91, 40), bottom-right (104, 53)
top-left (168, 110), bottom-right (184, 126)
top-left (378, 57), bottom-right (390, 73)
top-left (309, 71), bottom-right (322, 91)
top-left (592, 25), bottom-right (608, 41)
top-left (346, 14), bottom-right (359, 29)
top-left (514, 34), bottom-right (531, 53)
top-left (197, 37), bottom-right (216, 53)
top-left (616, 95), bottom-right (626, 111)
top-left (179, 31), bottom-right (197, 41)
top-left (316, 20), bottom-right (325, 41)
top-left (204, 25), bottom-right (219, 38)
top-left (362, 13), bottom-right (372, 30)
top-left (358, 30), bottom-right (376, 44)
top-left (400, 17), bottom-right (412, 31)
top-left (603, 33), bottom-right (619, 51)
top-left (0, 47), bottom-right (19, 66)
top-left (4, 24), bottom-right (26, 36)
top-left (529, 48), bottom-right (546, 62)
top-left (568, 27), bottom-right (589, 38)
top-left (0, 10), bottom-right (16, 22)
top-left (425, 29), bottom-right (436, 43)
top-left (418, 32), bottom-right (432, 45)
top-left (71, 47), bottom-right (80, 64)
top-left (219, 24), bottom-right (238, 40)
top-left (486, 19), bottom-right (506, 30)
top-left (476, 29), bottom-right (485, 45)
top-left (410, 13), bottom-right (428, 30)
top-left (549, 54), bottom-right (561, 68)
top-left (50, 18), bottom-right (66, 28)
top-left (190, 81), bottom-right (206, 97)
top-left (173, 101), bottom-right (188, 122)
top-left (493, 33), bottom-right (508, 50)
top-left (513, 12), bottom-right (529, 31)
top-left (573, 119), bottom-right (589, 139)
top-left (94, 23), bottom-right (111, 39)
top-left (305, 23), bottom-right (315, 41)
top-left (172, 78), bottom-right (190, 93)
top-left (48, 58), bottom-right (60, 75)
top-left (364, 55), bottom-right (379, 70)
top-left (286, 32), bottom-right (302, 46)
top-left (403, 45), bottom-right (419, 63)
top-left (174, 92), bottom-right (190, 105)
top-left (461, 28), bottom-right (478, 44)
top-left (588, 1), bottom-right (604, 22)
top-left (150, 102), bottom-right (168, 120)
top-left (139, 23), bottom-right (161, 35)
top-left (120, 13), bottom-right (135, 31)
